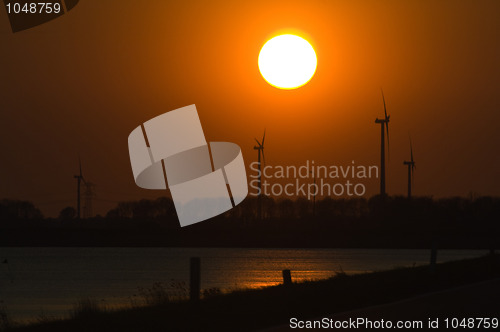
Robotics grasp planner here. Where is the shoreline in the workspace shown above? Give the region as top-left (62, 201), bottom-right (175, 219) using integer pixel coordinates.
top-left (4, 254), bottom-right (500, 332)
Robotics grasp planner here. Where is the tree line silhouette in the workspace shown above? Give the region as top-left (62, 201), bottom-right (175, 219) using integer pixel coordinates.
top-left (102, 195), bottom-right (498, 224)
top-left (0, 199), bottom-right (43, 220)
top-left (0, 195), bottom-right (498, 228)
top-left (0, 195), bottom-right (498, 248)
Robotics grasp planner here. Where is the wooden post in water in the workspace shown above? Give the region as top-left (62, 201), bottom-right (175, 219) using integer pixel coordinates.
top-left (190, 257), bottom-right (201, 301)
top-left (430, 240), bottom-right (437, 272)
top-left (282, 269), bottom-right (292, 285)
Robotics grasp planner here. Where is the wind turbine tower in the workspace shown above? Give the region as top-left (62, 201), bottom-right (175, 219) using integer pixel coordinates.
top-left (375, 91), bottom-right (390, 196)
top-left (403, 139), bottom-right (416, 199)
top-left (254, 130), bottom-right (266, 220)
top-left (83, 181), bottom-right (96, 218)
top-left (74, 157), bottom-right (84, 219)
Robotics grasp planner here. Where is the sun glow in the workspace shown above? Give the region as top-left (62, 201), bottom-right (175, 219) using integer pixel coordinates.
top-left (258, 34), bottom-right (317, 89)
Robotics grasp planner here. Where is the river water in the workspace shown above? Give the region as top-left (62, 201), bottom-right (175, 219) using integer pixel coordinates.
top-left (0, 247), bottom-right (485, 323)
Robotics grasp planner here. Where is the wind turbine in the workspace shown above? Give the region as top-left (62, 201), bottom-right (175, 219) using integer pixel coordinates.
top-left (403, 138), bottom-right (416, 199)
top-left (254, 130), bottom-right (266, 220)
top-left (74, 156), bottom-right (85, 219)
top-left (375, 90), bottom-right (390, 196)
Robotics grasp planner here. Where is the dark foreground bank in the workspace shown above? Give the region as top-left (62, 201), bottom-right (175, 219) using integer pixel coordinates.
top-left (3, 254), bottom-right (500, 332)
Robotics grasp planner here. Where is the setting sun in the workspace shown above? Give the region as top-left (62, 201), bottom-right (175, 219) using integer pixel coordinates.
top-left (258, 34), bottom-right (317, 90)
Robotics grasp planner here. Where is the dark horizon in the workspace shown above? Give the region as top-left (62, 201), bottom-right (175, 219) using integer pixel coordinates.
top-left (1, 193), bottom-right (498, 251)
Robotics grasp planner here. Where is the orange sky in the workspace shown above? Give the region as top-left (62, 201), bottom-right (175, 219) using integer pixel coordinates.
top-left (1, 0), bottom-right (499, 217)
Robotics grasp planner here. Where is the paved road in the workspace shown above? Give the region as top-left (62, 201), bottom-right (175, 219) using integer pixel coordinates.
top-left (263, 278), bottom-right (500, 331)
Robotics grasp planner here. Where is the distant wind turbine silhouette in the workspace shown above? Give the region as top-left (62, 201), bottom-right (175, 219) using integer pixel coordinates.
top-left (74, 156), bottom-right (86, 219)
top-left (403, 138), bottom-right (416, 199)
top-left (254, 130), bottom-right (266, 220)
top-left (375, 90), bottom-right (390, 196)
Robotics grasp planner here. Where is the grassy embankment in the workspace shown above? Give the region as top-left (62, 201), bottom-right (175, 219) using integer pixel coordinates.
top-left (3, 254), bottom-right (500, 332)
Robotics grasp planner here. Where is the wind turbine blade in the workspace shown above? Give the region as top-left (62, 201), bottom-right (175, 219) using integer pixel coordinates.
top-left (254, 138), bottom-right (261, 147)
top-left (381, 90), bottom-right (390, 159)
top-left (78, 155), bottom-right (83, 178)
top-left (261, 149), bottom-right (266, 166)
top-left (262, 129), bottom-right (266, 147)
top-left (410, 138), bottom-right (414, 164)
top-left (412, 165), bottom-right (415, 187)
top-left (78, 155), bottom-right (88, 185)
top-left (386, 122), bottom-right (390, 160)
top-left (410, 136), bottom-right (415, 187)
top-left (381, 89), bottom-right (388, 120)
